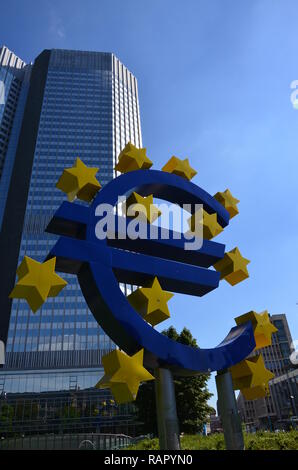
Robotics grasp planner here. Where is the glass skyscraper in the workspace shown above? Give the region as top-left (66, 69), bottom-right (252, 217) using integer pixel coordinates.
top-left (0, 48), bottom-right (142, 404)
top-left (0, 46), bottom-right (25, 178)
top-left (0, 46), bottom-right (27, 228)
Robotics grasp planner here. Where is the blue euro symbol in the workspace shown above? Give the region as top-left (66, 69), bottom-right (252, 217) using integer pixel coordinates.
top-left (46, 169), bottom-right (255, 375)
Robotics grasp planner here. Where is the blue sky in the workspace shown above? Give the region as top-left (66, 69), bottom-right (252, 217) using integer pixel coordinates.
top-left (1, 0), bottom-right (298, 409)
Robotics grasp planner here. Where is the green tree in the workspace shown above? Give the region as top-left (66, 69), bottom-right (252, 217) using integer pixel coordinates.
top-left (0, 402), bottom-right (14, 432)
top-left (135, 326), bottom-right (213, 435)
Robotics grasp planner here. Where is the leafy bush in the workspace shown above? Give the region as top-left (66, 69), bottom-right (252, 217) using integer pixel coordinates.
top-left (126, 438), bottom-right (159, 450)
top-left (124, 431), bottom-right (298, 450)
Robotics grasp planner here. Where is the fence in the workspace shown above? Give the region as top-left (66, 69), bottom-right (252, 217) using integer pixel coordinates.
top-left (0, 432), bottom-right (133, 450)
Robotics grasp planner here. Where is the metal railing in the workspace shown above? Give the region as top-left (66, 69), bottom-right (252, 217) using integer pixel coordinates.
top-left (0, 432), bottom-right (133, 450)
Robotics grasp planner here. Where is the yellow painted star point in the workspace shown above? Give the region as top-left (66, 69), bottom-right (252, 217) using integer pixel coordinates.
top-left (96, 349), bottom-right (154, 404)
top-left (115, 142), bottom-right (153, 173)
top-left (56, 157), bottom-right (101, 202)
top-left (235, 310), bottom-right (278, 349)
top-left (162, 156), bottom-right (197, 181)
top-left (214, 189), bottom-right (239, 219)
top-left (127, 277), bottom-right (174, 326)
top-left (125, 192), bottom-right (161, 224)
top-left (230, 354), bottom-right (274, 400)
top-left (187, 209), bottom-right (223, 240)
top-left (213, 247), bottom-right (250, 286)
top-left (9, 256), bottom-right (67, 312)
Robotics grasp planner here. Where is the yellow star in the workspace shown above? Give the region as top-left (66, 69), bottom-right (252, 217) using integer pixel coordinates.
top-left (56, 157), bottom-right (101, 202)
top-left (213, 247), bottom-right (250, 286)
top-left (9, 256), bottom-right (67, 312)
top-left (213, 189), bottom-right (239, 219)
top-left (162, 156), bottom-right (197, 181)
top-left (230, 354), bottom-right (275, 400)
top-left (235, 310), bottom-right (278, 350)
top-left (127, 277), bottom-right (174, 327)
top-left (96, 349), bottom-right (154, 404)
top-left (115, 142), bottom-right (153, 173)
top-left (187, 209), bottom-right (223, 240)
top-left (125, 192), bottom-right (161, 224)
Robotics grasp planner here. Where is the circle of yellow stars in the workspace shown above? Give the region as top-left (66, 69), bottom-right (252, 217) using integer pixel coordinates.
top-left (125, 192), bottom-right (162, 224)
top-left (188, 209), bottom-right (223, 240)
top-left (115, 142), bottom-right (153, 173)
top-left (9, 256), bottom-right (67, 312)
top-left (96, 349), bottom-right (154, 404)
top-left (213, 247), bottom-right (250, 286)
top-left (9, 141), bottom-right (261, 405)
top-left (56, 157), bottom-right (101, 202)
top-left (229, 354), bottom-right (275, 400)
top-left (235, 310), bottom-right (278, 349)
top-left (214, 189), bottom-right (240, 219)
top-left (162, 156), bottom-right (197, 181)
top-left (127, 277), bottom-right (174, 327)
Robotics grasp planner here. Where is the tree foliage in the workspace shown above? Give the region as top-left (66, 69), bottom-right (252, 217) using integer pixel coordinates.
top-left (135, 326), bottom-right (213, 435)
top-left (0, 403), bottom-right (14, 432)
top-left (125, 431), bottom-right (298, 450)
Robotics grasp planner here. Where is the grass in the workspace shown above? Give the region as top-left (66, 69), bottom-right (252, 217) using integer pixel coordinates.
top-left (124, 431), bottom-right (298, 450)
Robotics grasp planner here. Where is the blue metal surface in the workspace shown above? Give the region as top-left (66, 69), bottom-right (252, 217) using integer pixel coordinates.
top-left (49, 236), bottom-right (221, 296)
top-left (47, 201), bottom-right (225, 267)
top-left (88, 169), bottom-right (230, 228)
top-left (46, 168), bottom-right (256, 374)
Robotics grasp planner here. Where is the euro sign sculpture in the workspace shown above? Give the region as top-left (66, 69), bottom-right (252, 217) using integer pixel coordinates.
top-left (11, 144), bottom-right (276, 408)
top-left (46, 163), bottom-right (255, 375)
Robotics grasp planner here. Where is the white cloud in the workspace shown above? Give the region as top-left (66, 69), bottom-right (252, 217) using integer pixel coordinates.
top-left (49, 8), bottom-right (66, 39)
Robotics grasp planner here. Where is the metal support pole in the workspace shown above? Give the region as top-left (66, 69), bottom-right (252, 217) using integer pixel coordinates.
top-left (216, 369), bottom-right (245, 450)
top-left (154, 367), bottom-right (180, 450)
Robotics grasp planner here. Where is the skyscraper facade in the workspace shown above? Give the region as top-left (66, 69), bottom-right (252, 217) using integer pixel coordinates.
top-left (0, 46), bottom-right (26, 180)
top-left (0, 48), bottom-right (142, 406)
top-left (0, 46), bottom-right (28, 228)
